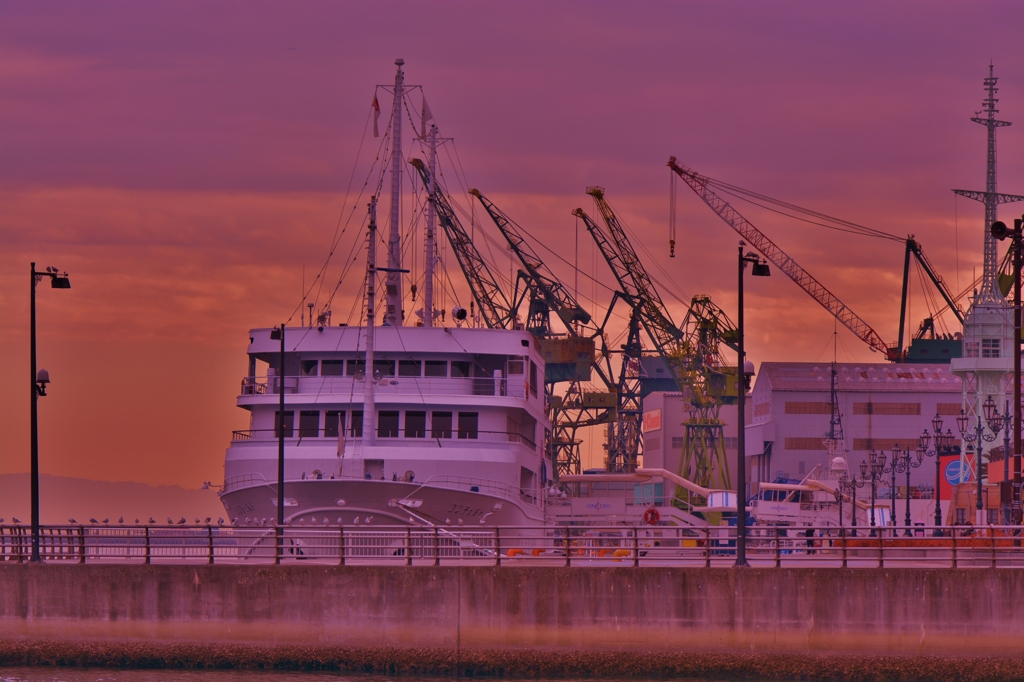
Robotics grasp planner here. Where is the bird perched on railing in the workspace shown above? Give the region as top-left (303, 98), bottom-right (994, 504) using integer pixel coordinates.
top-left (219, 518), bottom-right (226, 525)
top-left (177, 517), bottom-right (186, 525)
top-left (12, 518), bottom-right (20, 524)
top-left (90, 518), bottom-right (99, 524)
top-left (204, 517), bottom-right (211, 524)
top-left (135, 518), bottom-right (140, 524)
top-left (118, 517), bottom-right (124, 525)
top-left (68, 518), bottom-right (76, 524)
top-left (0, 518), bottom-right (5, 524)
top-left (166, 517), bottom-right (173, 524)
top-left (149, 517), bottom-right (156, 524)
top-left (102, 518), bottom-right (109, 524)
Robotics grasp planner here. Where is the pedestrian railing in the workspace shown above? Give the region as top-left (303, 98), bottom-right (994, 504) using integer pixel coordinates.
top-left (2, 524), bottom-right (1024, 567)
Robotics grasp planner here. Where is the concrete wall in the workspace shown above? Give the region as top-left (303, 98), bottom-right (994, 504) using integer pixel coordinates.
top-left (3, 565), bottom-right (1024, 657)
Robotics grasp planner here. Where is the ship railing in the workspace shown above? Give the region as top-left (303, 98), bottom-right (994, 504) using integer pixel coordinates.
top-left (223, 472), bottom-right (270, 493)
top-left (4, 523), bottom-right (1024, 567)
top-left (229, 428), bottom-right (536, 450)
top-left (413, 474), bottom-right (542, 508)
top-left (240, 375), bottom-right (527, 399)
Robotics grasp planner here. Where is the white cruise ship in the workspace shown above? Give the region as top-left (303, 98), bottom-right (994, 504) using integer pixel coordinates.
top-left (220, 324), bottom-right (548, 528)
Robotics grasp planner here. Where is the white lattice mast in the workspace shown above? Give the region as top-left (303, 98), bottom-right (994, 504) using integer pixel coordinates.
top-left (950, 64), bottom-right (1021, 499)
top-left (976, 63), bottom-right (1011, 303)
top-left (385, 59), bottom-right (405, 326)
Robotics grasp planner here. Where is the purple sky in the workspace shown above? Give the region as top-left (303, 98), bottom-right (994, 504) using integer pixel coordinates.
top-left (2, 1), bottom-right (1024, 485)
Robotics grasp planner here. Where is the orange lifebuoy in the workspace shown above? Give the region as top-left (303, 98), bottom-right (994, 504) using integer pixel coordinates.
top-left (643, 507), bottom-right (660, 525)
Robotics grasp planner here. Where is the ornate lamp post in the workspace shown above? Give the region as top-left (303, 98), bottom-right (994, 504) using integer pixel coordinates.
top-left (918, 413), bottom-right (957, 536)
top-left (879, 447), bottom-right (900, 532)
top-left (896, 447), bottom-right (925, 536)
top-left (863, 452), bottom-right (886, 536)
top-left (958, 403), bottom-right (1000, 527)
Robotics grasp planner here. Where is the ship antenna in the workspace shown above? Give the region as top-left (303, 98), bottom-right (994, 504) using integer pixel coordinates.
top-left (363, 196), bottom-right (378, 449)
top-left (385, 59), bottom-right (405, 326)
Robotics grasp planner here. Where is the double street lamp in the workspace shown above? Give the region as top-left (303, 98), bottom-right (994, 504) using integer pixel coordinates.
top-left (918, 413), bottom-right (957, 535)
top-left (30, 262), bottom-right (71, 562)
top-left (890, 445), bottom-right (925, 536)
top-left (837, 470), bottom-right (870, 536)
top-left (958, 402), bottom-right (1002, 526)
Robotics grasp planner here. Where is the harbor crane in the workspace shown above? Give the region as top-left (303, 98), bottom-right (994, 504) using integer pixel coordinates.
top-left (410, 158), bottom-right (520, 330)
top-left (470, 189), bottom-right (618, 477)
top-left (576, 187), bottom-right (738, 490)
top-left (669, 157), bottom-right (899, 360)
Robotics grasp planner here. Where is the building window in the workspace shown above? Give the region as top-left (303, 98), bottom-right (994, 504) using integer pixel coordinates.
top-left (322, 360), bottom-right (345, 376)
top-left (324, 411), bottom-right (344, 438)
top-left (399, 360), bottom-right (422, 377)
top-left (274, 411), bottom-right (294, 438)
top-left (374, 359), bottom-right (396, 378)
top-left (458, 412), bottom-right (479, 439)
top-left (964, 341), bottom-right (979, 358)
top-left (349, 410), bottom-right (363, 438)
top-left (378, 411), bottom-right (399, 438)
top-left (451, 361), bottom-right (471, 378)
top-left (406, 411), bottom-right (426, 438)
top-left (507, 358), bottom-right (524, 375)
top-left (982, 338), bottom-right (1001, 358)
top-left (432, 412), bottom-right (453, 439)
top-left (299, 411), bottom-right (320, 438)
top-left (724, 437), bottom-right (738, 449)
top-left (671, 436), bottom-right (686, 449)
top-left (529, 361), bottom-right (538, 397)
top-left (425, 360), bottom-right (447, 377)
top-left (301, 360), bottom-right (319, 376)
top-left (988, 508), bottom-right (1000, 525)
top-left (956, 508), bottom-right (967, 525)
top-left (346, 359), bottom-right (365, 376)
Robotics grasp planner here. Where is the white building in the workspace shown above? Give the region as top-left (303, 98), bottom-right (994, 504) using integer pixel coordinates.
top-left (745, 362), bottom-right (965, 495)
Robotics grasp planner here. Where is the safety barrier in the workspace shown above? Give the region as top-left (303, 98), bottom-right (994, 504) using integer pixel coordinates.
top-left (3, 524), bottom-right (1024, 567)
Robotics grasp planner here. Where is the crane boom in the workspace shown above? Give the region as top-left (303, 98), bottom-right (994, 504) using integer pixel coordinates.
top-left (586, 187), bottom-right (682, 347)
top-left (410, 158), bottom-right (516, 329)
top-left (470, 189), bottom-right (591, 335)
top-left (669, 157), bottom-right (895, 360)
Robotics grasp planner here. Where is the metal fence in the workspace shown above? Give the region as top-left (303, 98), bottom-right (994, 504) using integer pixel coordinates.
top-left (3, 524), bottom-right (1024, 567)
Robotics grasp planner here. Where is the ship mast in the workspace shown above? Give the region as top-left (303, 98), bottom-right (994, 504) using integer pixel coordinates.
top-left (363, 197), bottom-right (378, 449)
top-left (423, 123), bottom-right (438, 327)
top-left (385, 59), bottom-right (405, 326)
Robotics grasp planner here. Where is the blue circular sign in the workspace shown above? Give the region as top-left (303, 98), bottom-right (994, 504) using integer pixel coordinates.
top-left (945, 459), bottom-right (973, 485)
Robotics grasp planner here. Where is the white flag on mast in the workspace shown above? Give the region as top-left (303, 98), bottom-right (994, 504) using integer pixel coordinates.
top-left (421, 96), bottom-right (434, 138)
top-left (372, 95), bottom-right (381, 138)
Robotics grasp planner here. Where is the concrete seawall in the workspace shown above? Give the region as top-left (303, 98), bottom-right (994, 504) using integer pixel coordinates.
top-left (3, 565), bottom-right (1024, 676)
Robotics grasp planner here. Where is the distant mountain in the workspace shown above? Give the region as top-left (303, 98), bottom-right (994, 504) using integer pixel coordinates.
top-left (0, 474), bottom-right (226, 525)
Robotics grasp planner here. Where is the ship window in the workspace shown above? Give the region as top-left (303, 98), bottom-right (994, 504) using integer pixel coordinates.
top-left (399, 360), bottom-right (422, 377)
top-left (322, 360), bottom-right (345, 376)
top-left (345, 359), bottom-right (365, 376)
top-left (432, 412), bottom-right (453, 439)
top-left (507, 358), bottom-right (524, 375)
top-left (425, 360), bottom-right (447, 377)
top-left (301, 360), bottom-right (319, 376)
top-left (374, 359), bottom-right (396, 378)
top-left (274, 411), bottom-right (294, 438)
top-left (378, 411), bottom-right (399, 438)
top-left (299, 411), bottom-right (320, 437)
top-left (458, 412), bottom-right (479, 440)
top-left (451, 361), bottom-right (471, 378)
top-left (529, 361), bottom-right (538, 397)
top-left (982, 338), bottom-right (1001, 358)
top-left (349, 410), bottom-right (363, 438)
top-left (405, 411), bottom-right (426, 438)
top-left (325, 411), bottom-right (344, 438)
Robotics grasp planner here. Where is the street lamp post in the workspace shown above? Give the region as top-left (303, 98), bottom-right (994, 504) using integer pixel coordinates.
top-left (884, 444), bottom-right (905, 533)
top-left (29, 263), bottom-right (70, 563)
top-left (863, 453), bottom-right (886, 536)
top-left (736, 242), bottom-right (770, 568)
top-left (847, 471), bottom-right (869, 536)
top-left (958, 404), bottom-right (999, 527)
top-left (991, 218), bottom-right (1023, 525)
top-left (898, 447), bottom-right (925, 536)
top-left (918, 413), bottom-right (956, 535)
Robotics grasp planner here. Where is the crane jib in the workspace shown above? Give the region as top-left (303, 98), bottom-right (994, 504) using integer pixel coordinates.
top-left (668, 157), bottom-right (894, 359)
